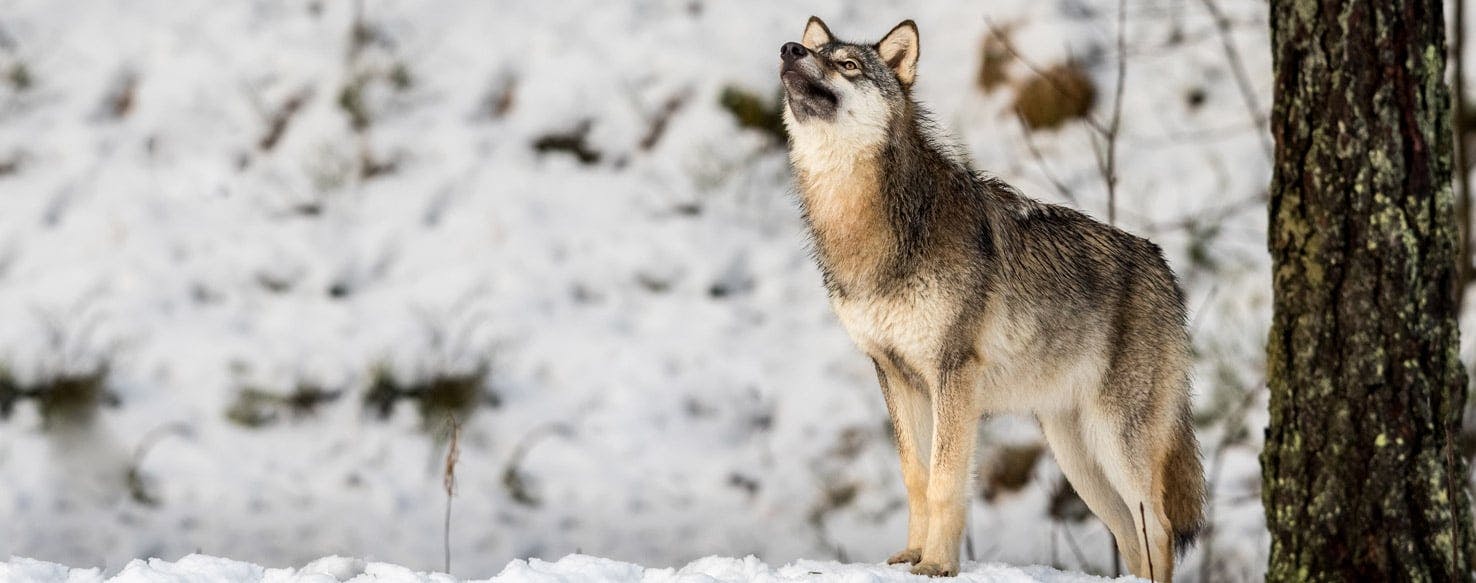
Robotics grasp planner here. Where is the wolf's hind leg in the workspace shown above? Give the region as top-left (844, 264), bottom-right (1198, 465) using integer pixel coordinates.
top-left (1037, 410), bottom-right (1140, 574)
top-left (1081, 404), bottom-right (1175, 582)
top-left (873, 358), bottom-right (932, 565)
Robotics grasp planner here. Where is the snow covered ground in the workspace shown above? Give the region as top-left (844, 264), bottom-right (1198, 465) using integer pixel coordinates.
top-left (0, 0), bottom-right (1399, 580)
top-left (2, 554), bottom-right (1130, 583)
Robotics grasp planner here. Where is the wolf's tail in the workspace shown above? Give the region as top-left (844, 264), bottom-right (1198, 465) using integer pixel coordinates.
top-left (1161, 408), bottom-right (1206, 555)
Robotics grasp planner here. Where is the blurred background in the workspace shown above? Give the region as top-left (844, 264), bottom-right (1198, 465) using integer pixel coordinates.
top-left (0, 0), bottom-right (1464, 581)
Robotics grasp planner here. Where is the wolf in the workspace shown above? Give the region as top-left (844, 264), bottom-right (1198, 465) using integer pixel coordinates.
top-left (778, 17), bottom-right (1205, 580)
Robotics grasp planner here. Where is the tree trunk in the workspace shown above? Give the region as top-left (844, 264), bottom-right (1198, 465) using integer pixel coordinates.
top-left (1264, 0), bottom-right (1476, 580)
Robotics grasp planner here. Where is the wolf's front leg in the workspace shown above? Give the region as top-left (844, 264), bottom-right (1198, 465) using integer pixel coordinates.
top-left (912, 364), bottom-right (982, 577)
top-left (872, 358), bottom-right (933, 565)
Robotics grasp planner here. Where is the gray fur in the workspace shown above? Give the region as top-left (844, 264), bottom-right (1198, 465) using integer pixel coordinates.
top-left (779, 18), bottom-right (1205, 580)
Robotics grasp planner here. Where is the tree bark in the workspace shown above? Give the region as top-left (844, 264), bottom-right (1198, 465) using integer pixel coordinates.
top-left (1264, 0), bottom-right (1476, 580)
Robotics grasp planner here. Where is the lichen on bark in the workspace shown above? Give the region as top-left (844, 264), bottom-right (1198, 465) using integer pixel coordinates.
top-left (1264, 0), bottom-right (1475, 580)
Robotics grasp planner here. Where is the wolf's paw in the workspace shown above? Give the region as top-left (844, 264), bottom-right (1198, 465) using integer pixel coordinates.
top-left (909, 561), bottom-right (958, 577)
top-left (885, 549), bottom-right (921, 565)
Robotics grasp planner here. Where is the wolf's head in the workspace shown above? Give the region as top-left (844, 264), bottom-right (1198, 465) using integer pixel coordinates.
top-left (779, 17), bottom-right (919, 157)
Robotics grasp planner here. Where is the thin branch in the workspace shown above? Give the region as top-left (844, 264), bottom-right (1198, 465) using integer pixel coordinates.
top-left (984, 19), bottom-right (1109, 137)
top-left (1015, 113), bottom-right (1079, 204)
top-left (965, 499), bottom-right (975, 563)
top-left (1135, 191), bottom-right (1267, 235)
top-left (1122, 20), bottom-right (1272, 59)
top-left (1122, 121), bottom-right (1266, 149)
top-left (1057, 522), bottom-right (1095, 573)
top-left (126, 422), bottom-right (191, 506)
top-left (443, 415), bottom-right (462, 575)
top-left (1186, 285), bottom-right (1221, 340)
top-left (1089, 131), bottom-right (1111, 195)
top-left (991, 16), bottom-right (1255, 161)
top-left (1194, 0), bottom-right (1274, 159)
top-left (1050, 524), bottom-right (1059, 568)
top-left (258, 87), bottom-right (312, 152)
top-left (1104, 0), bottom-right (1128, 226)
top-left (1139, 502), bottom-right (1154, 581)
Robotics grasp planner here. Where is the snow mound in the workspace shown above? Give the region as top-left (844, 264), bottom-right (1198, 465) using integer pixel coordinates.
top-left (1, 554), bottom-right (1128, 583)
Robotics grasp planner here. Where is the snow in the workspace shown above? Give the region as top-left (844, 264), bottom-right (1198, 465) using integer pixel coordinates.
top-left (1, 554), bottom-right (1128, 583)
top-left (0, 0), bottom-right (1312, 581)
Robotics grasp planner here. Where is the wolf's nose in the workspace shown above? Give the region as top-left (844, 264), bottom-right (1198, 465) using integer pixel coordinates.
top-left (780, 42), bottom-right (809, 62)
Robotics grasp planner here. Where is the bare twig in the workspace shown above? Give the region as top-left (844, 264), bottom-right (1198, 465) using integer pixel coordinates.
top-left (258, 87), bottom-right (312, 152)
top-left (1122, 121), bottom-right (1265, 149)
top-left (638, 90), bottom-right (690, 151)
top-left (1186, 285), bottom-right (1221, 339)
top-left (988, 15), bottom-right (1265, 157)
top-left (1015, 113), bottom-right (1079, 204)
top-left (443, 415), bottom-right (462, 574)
top-left (1103, 0), bottom-right (1128, 226)
top-left (1050, 524), bottom-right (1059, 568)
top-left (1136, 191), bottom-right (1267, 235)
top-left (1139, 502), bottom-right (1154, 581)
top-left (1057, 523), bottom-right (1095, 573)
top-left (1101, 1), bottom-right (1129, 566)
top-left (964, 503), bottom-right (976, 563)
top-left (126, 423), bottom-right (190, 506)
top-left (502, 422), bottom-right (572, 507)
top-left (984, 20), bottom-right (1109, 137)
top-left (348, 0), bottom-right (367, 62)
top-left (990, 5), bottom-right (1127, 222)
top-left (1194, 0), bottom-right (1273, 159)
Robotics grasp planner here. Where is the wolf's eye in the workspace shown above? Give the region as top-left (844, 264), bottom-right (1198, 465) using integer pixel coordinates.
top-left (840, 60), bottom-right (859, 71)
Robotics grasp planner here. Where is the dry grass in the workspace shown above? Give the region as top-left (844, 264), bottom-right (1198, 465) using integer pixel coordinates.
top-left (226, 384), bottom-right (341, 428)
top-left (443, 415), bottom-right (461, 574)
top-left (500, 423), bottom-right (569, 508)
top-left (365, 363), bottom-right (497, 433)
top-left (0, 367), bottom-right (18, 419)
top-left (977, 27), bottom-right (1016, 92)
top-left (481, 74), bottom-right (517, 120)
top-left (98, 70), bottom-right (137, 120)
top-left (1047, 476), bottom-right (1093, 522)
top-left (33, 368), bottom-right (115, 430)
top-left (532, 120), bottom-right (602, 165)
top-left (1012, 63), bottom-right (1097, 130)
top-left (6, 62), bottom-right (31, 92)
top-left (980, 442), bottom-right (1045, 501)
top-left (718, 86), bottom-right (785, 144)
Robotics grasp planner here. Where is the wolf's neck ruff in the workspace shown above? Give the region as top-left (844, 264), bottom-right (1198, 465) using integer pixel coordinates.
top-left (791, 144), bottom-right (890, 294)
top-left (788, 104), bottom-right (979, 297)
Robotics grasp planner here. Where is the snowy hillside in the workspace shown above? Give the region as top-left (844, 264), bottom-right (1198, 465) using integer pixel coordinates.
top-left (1, 554), bottom-right (1131, 583)
top-left (0, 0), bottom-right (1300, 581)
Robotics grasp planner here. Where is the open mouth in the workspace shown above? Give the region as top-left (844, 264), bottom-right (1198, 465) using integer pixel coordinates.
top-left (781, 70), bottom-right (837, 117)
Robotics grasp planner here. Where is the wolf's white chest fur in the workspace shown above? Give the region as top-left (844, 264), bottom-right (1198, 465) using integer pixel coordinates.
top-left (831, 288), bottom-right (954, 376)
top-left (833, 287), bottom-right (1088, 412)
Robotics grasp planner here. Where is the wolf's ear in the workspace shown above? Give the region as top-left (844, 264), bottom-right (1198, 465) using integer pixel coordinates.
top-left (802, 16), bottom-right (834, 50)
top-left (877, 20), bottom-right (920, 87)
